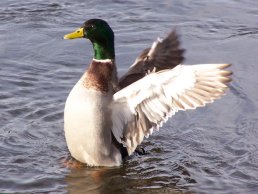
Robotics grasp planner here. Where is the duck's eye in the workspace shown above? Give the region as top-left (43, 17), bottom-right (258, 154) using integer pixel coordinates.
top-left (86, 25), bottom-right (95, 30)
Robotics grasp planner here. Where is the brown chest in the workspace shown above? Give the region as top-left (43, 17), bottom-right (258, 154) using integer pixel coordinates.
top-left (83, 60), bottom-right (116, 93)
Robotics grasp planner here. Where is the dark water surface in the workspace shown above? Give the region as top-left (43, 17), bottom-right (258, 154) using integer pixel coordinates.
top-left (1, 0), bottom-right (258, 193)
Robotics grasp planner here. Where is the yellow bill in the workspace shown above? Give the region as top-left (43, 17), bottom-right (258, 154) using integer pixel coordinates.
top-left (63, 27), bottom-right (84, 39)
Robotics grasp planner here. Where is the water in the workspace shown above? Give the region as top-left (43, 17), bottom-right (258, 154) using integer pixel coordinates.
top-left (1, 0), bottom-right (258, 193)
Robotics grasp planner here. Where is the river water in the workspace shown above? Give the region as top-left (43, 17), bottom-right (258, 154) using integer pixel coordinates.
top-left (1, 0), bottom-right (258, 193)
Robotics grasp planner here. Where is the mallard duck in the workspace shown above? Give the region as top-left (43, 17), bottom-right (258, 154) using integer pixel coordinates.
top-left (63, 19), bottom-right (232, 167)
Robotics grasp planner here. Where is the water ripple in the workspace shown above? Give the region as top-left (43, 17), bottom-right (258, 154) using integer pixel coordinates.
top-left (1, 0), bottom-right (258, 193)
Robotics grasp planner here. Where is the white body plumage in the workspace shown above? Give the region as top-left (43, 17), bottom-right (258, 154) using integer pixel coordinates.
top-left (64, 75), bottom-right (122, 166)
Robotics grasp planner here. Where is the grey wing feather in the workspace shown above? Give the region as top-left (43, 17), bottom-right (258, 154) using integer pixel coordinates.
top-left (118, 30), bottom-right (184, 89)
top-left (112, 64), bottom-right (232, 155)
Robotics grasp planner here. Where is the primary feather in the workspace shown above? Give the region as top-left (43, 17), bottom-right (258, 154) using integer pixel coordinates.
top-left (112, 63), bottom-right (232, 154)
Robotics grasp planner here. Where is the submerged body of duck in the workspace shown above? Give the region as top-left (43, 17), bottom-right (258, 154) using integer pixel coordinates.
top-left (63, 19), bottom-right (232, 167)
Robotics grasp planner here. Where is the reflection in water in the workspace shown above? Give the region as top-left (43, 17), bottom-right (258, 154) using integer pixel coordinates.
top-left (64, 148), bottom-right (195, 194)
top-left (66, 167), bottom-right (108, 194)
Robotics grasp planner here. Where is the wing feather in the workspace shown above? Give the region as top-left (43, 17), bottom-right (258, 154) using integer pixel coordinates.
top-left (111, 64), bottom-right (232, 155)
top-left (118, 30), bottom-right (185, 89)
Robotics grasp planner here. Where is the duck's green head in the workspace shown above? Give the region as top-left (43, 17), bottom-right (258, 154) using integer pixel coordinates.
top-left (64, 19), bottom-right (115, 60)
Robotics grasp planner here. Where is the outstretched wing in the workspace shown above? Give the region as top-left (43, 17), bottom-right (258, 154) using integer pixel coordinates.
top-left (118, 30), bottom-right (185, 89)
top-left (112, 64), bottom-right (232, 155)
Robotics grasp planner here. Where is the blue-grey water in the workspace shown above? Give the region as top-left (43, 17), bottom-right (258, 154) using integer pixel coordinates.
top-left (1, 0), bottom-right (258, 193)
